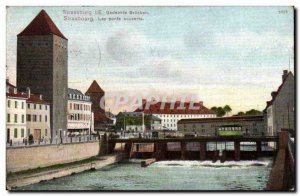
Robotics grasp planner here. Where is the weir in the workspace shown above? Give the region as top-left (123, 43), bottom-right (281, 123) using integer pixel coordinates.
top-left (108, 136), bottom-right (278, 161)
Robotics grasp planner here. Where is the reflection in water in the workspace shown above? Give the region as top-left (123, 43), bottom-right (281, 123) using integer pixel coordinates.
top-left (17, 158), bottom-right (273, 191)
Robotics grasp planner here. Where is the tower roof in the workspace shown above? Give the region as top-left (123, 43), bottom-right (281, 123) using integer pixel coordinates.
top-left (18, 9), bottom-right (67, 40)
top-left (86, 80), bottom-right (104, 94)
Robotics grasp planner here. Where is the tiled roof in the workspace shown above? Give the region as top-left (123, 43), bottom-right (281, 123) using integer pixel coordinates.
top-left (6, 92), bottom-right (27, 99)
top-left (94, 112), bottom-right (113, 124)
top-left (134, 101), bottom-right (215, 115)
top-left (86, 80), bottom-right (104, 94)
top-left (266, 71), bottom-right (293, 108)
top-left (6, 81), bottom-right (49, 104)
top-left (18, 9), bottom-right (67, 40)
top-left (178, 115), bottom-right (264, 124)
top-left (27, 94), bottom-right (49, 104)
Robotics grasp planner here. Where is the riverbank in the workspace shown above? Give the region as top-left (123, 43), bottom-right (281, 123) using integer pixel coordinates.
top-left (7, 153), bottom-right (123, 190)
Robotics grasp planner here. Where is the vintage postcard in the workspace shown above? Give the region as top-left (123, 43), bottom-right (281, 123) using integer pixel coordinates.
top-left (5, 6), bottom-right (295, 191)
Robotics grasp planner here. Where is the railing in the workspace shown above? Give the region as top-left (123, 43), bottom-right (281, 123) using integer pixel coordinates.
top-left (6, 135), bottom-right (99, 148)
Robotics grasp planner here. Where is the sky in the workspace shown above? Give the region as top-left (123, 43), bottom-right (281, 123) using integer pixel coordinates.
top-left (6, 6), bottom-right (294, 114)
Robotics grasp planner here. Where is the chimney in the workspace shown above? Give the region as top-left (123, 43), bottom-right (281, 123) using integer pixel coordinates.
top-left (199, 101), bottom-right (203, 106)
top-left (13, 88), bottom-right (17, 94)
top-left (282, 70), bottom-right (289, 82)
top-left (6, 86), bottom-right (9, 93)
top-left (40, 95), bottom-right (43, 100)
top-left (26, 87), bottom-right (31, 98)
top-left (271, 91), bottom-right (277, 99)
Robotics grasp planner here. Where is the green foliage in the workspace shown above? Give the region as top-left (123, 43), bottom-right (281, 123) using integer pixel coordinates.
top-left (210, 105), bottom-right (230, 117)
top-left (235, 109), bottom-right (262, 116)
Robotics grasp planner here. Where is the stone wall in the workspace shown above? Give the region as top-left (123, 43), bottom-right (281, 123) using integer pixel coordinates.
top-left (6, 141), bottom-right (100, 173)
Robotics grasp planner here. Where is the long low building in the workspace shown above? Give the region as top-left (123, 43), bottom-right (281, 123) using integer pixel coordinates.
top-left (135, 100), bottom-right (216, 131)
top-left (177, 115), bottom-right (266, 136)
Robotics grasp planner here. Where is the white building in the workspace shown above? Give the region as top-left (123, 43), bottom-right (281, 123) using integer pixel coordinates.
top-left (6, 82), bottom-right (51, 143)
top-left (134, 100), bottom-right (216, 131)
top-left (67, 88), bottom-right (93, 136)
top-left (266, 70), bottom-right (294, 136)
top-left (6, 82), bottom-right (27, 143)
top-left (26, 88), bottom-right (51, 142)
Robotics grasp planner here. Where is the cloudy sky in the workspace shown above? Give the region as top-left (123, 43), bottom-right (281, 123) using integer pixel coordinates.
top-left (6, 6), bottom-right (294, 114)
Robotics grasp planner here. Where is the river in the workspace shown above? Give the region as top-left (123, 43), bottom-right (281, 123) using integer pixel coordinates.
top-left (16, 157), bottom-right (273, 191)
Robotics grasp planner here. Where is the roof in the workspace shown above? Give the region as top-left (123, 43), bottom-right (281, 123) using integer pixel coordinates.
top-left (178, 115), bottom-right (264, 124)
top-left (266, 71), bottom-right (294, 109)
top-left (27, 94), bottom-right (50, 104)
top-left (85, 80), bottom-right (104, 94)
top-left (18, 9), bottom-right (67, 40)
top-left (6, 92), bottom-right (27, 99)
top-left (6, 81), bottom-right (49, 103)
top-left (134, 101), bottom-right (215, 115)
top-left (94, 112), bottom-right (114, 124)
top-left (105, 111), bottom-right (115, 118)
top-left (151, 115), bottom-right (161, 121)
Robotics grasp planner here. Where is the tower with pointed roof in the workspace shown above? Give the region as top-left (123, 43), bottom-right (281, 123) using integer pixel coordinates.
top-left (85, 80), bottom-right (112, 131)
top-left (17, 10), bottom-right (68, 139)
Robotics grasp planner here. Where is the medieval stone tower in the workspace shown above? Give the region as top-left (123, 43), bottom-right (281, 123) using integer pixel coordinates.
top-left (85, 80), bottom-right (112, 131)
top-left (17, 10), bottom-right (68, 139)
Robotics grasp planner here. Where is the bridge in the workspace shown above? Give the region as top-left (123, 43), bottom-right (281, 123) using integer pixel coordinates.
top-left (100, 132), bottom-right (294, 190)
top-left (104, 136), bottom-right (278, 161)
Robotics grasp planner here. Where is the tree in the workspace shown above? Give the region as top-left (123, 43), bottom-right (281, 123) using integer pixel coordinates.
top-left (237, 111), bottom-right (245, 116)
top-left (235, 109), bottom-right (262, 116)
top-left (245, 109), bottom-right (262, 116)
top-left (216, 107), bottom-right (226, 117)
top-left (223, 105), bottom-right (232, 116)
top-left (211, 106), bottom-right (228, 117)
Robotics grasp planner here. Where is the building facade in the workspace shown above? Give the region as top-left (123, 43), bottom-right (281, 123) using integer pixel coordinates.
top-left (17, 10), bottom-right (68, 139)
top-left (6, 83), bottom-right (27, 143)
top-left (135, 100), bottom-right (216, 131)
top-left (26, 90), bottom-right (51, 141)
top-left (177, 115), bottom-right (266, 136)
top-left (6, 82), bottom-right (51, 143)
top-left (67, 88), bottom-right (93, 136)
top-left (266, 70), bottom-right (295, 136)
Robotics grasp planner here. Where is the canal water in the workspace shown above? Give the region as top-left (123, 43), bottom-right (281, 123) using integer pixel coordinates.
top-left (17, 157), bottom-right (273, 191)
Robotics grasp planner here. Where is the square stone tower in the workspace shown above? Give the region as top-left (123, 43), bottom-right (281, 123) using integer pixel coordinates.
top-left (17, 10), bottom-right (68, 139)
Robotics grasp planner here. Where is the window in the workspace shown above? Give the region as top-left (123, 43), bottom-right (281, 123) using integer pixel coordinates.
top-left (45, 129), bottom-right (48, 136)
top-left (7, 100), bottom-right (10, 108)
top-left (39, 105), bottom-right (42, 110)
top-left (34, 104), bottom-right (36, 109)
top-left (27, 114), bottom-right (31, 122)
top-left (14, 114), bottom-right (17, 123)
top-left (45, 105), bottom-right (47, 110)
top-left (33, 115), bottom-right (37, 122)
top-left (22, 102), bottom-right (24, 109)
top-left (22, 115), bottom-right (24, 123)
top-left (70, 103), bottom-right (72, 109)
top-left (15, 101), bottom-right (17, 108)
top-left (45, 115), bottom-right (47, 122)
top-left (39, 115), bottom-right (42, 122)
top-left (7, 114), bottom-right (10, 123)
top-left (27, 103), bottom-right (30, 109)
top-left (14, 128), bottom-right (17, 138)
top-left (21, 129), bottom-right (24, 137)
